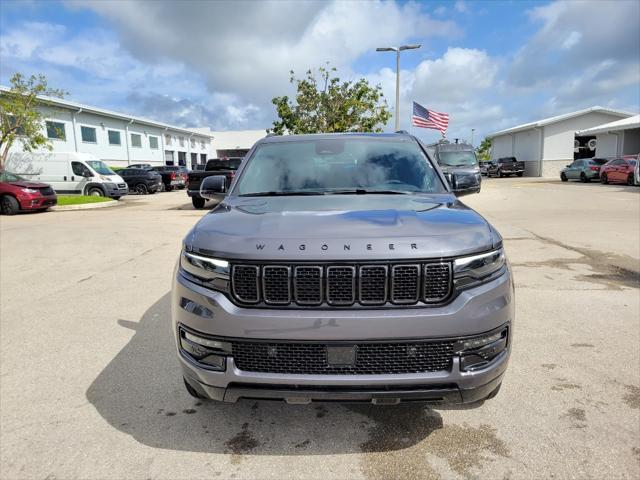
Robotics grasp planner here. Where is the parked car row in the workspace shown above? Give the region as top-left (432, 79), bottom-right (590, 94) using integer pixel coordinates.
top-left (480, 157), bottom-right (525, 177)
top-left (1, 151), bottom-right (204, 215)
top-left (561, 155), bottom-right (639, 185)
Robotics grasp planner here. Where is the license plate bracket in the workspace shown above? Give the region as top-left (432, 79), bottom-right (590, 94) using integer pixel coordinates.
top-left (327, 346), bottom-right (357, 366)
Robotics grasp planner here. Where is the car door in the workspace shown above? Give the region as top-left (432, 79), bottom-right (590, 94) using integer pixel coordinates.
top-left (609, 159), bottom-right (623, 182)
top-left (567, 160), bottom-right (580, 179)
top-left (70, 161), bottom-right (92, 194)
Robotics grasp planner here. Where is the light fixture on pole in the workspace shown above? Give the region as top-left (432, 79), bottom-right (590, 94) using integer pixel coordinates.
top-left (376, 44), bottom-right (421, 131)
top-left (471, 128), bottom-right (475, 146)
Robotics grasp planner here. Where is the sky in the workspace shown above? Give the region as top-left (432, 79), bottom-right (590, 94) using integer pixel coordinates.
top-left (1, 0), bottom-right (639, 145)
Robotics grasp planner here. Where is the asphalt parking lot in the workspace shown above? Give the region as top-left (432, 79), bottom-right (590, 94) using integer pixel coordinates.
top-left (1, 178), bottom-right (639, 480)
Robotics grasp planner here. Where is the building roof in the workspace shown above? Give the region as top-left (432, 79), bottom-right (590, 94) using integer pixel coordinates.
top-left (489, 106), bottom-right (634, 137)
top-left (0, 86), bottom-right (215, 138)
top-left (576, 114), bottom-right (640, 136)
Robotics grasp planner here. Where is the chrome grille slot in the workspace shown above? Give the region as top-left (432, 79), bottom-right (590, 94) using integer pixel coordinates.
top-left (262, 266), bottom-right (291, 304)
top-left (232, 265), bottom-right (260, 303)
top-left (326, 266), bottom-right (355, 305)
top-left (424, 263), bottom-right (452, 302)
top-left (359, 266), bottom-right (388, 305)
top-left (294, 266), bottom-right (323, 305)
top-left (391, 265), bottom-right (420, 304)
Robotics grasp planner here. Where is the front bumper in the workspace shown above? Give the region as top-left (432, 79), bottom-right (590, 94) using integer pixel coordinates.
top-left (104, 182), bottom-right (129, 198)
top-left (172, 268), bottom-right (514, 404)
top-left (18, 194), bottom-right (57, 210)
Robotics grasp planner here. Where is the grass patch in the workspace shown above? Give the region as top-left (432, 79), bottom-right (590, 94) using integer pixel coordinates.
top-left (57, 195), bottom-right (114, 206)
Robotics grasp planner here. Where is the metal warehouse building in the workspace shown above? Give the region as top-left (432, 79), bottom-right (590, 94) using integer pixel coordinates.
top-left (576, 114), bottom-right (640, 159)
top-left (488, 106), bottom-right (634, 177)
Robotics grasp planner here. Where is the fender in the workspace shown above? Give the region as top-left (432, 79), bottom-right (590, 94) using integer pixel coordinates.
top-left (84, 182), bottom-right (106, 196)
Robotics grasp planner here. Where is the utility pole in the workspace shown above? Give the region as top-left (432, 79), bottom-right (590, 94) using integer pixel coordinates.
top-left (376, 44), bottom-right (421, 131)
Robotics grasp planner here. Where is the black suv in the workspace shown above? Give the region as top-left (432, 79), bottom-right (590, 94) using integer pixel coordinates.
top-left (120, 168), bottom-right (162, 194)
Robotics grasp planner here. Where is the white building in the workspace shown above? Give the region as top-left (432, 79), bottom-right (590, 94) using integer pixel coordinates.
top-left (576, 115), bottom-right (640, 159)
top-left (2, 87), bottom-right (215, 169)
top-left (194, 128), bottom-right (266, 158)
top-left (488, 106), bottom-right (634, 177)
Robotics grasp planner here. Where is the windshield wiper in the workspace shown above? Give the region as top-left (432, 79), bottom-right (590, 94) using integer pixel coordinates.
top-left (238, 191), bottom-right (326, 197)
top-left (325, 189), bottom-right (411, 195)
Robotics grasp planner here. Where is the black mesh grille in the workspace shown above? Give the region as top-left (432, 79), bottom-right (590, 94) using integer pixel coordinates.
top-left (40, 187), bottom-right (55, 196)
top-left (230, 261), bottom-right (452, 307)
top-left (391, 265), bottom-right (420, 303)
top-left (294, 267), bottom-right (323, 305)
top-left (360, 266), bottom-right (387, 304)
top-left (232, 266), bottom-right (259, 303)
top-left (424, 264), bottom-right (451, 302)
top-left (262, 266), bottom-right (290, 304)
top-left (232, 340), bottom-right (455, 374)
top-left (327, 266), bottom-right (355, 305)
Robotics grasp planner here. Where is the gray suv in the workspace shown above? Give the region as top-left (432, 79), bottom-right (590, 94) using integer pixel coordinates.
top-left (172, 133), bottom-right (513, 405)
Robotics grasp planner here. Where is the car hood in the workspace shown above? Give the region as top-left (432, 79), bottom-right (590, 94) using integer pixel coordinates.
top-left (187, 194), bottom-right (499, 261)
top-left (6, 180), bottom-right (51, 189)
top-left (439, 165), bottom-right (480, 175)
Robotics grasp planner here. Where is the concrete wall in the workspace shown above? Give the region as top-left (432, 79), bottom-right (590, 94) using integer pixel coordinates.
top-left (491, 135), bottom-right (513, 159)
top-left (594, 133), bottom-right (619, 158)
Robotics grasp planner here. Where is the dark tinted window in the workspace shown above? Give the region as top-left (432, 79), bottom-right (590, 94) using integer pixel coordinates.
top-left (236, 138), bottom-right (445, 195)
top-left (108, 130), bottom-right (121, 145)
top-left (590, 159), bottom-right (607, 165)
top-left (72, 161), bottom-right (90, 176)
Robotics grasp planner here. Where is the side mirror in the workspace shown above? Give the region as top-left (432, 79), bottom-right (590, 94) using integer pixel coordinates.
top-left (200, 175), bottom-right (227, 200)
top-left (449, 172), bottom-right (477, 197)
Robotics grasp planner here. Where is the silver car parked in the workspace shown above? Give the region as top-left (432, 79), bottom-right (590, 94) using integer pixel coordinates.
top-left (172, 133), bottom-right (513, 405)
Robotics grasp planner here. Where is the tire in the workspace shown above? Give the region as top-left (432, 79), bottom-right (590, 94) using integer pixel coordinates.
top-left (192, 197), bottom-right (206, 209)
top-left (627, 174), bottom-right (634, 186)
top-left (135, 183), bottom-right (148, 195)
top-left (112, 196), bottom-right (122, 200)
top-left (485, 382), bottom-right (502, 400)
top-left (601, 173), bottom-right (608, 184)
top-left (87, 187), bottom-right (105, 197)
top-left (561, 173), bottom-right (568, 182)
top-left (0, 195), bottom-right (20, 215)
top-left (580, 172), bottom-right (587, 183)
top-left (166, 185), bottom-right (174, 192)
top-left (516, 172), bottom-right (523, 177)
top-left (184, 377), bottom-right (207, 399)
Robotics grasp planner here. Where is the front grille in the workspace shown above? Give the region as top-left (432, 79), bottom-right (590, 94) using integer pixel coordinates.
top-left (232, 340), bottom-right (455, 374)
top-left (40, 187), bottom-right (55, 196)
top-left (230, 261), bottom-right (452, 308)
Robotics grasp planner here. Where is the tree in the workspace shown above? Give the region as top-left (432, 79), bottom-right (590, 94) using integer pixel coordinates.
top-left (269, 66), bottom-right (391, 135)
top-left (0, 73), bottom-right (65, 169)
top-left (476, 136), bottom-right (492, 161)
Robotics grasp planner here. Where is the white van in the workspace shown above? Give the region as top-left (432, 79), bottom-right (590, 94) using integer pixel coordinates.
top-left (5, 152), bottom-right (128, 198)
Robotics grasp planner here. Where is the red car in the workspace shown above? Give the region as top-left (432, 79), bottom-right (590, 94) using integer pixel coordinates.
top-left (600, 157), bottom-right (638, 185)
top-left (0, 171), bottom-right (58, 215)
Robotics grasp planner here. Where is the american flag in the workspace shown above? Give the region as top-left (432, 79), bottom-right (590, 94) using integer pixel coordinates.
top-left (412, 102), bottom-right (449, 134)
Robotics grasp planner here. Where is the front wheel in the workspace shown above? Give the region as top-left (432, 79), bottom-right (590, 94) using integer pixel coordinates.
top-left (112, 196), bottom-right (122, 200)
top-left (516, 172), bottom-right (523, 177)
top-left (87, 187), bottom-right (104, 197)
top-left (601, 173), bottom-right (608, 184)
top-left (485, 382), bottom-right (502, 400)
top-left (580, 172), bottom-right (588, 183)
top-left (192, 197), bottom-right (206, 209)
top-left (0, 195), bottom-right (20, 215)
top-left (561, 173), bottom-right (568, 182)
top-left (627, 174), bottom-right (634, 186)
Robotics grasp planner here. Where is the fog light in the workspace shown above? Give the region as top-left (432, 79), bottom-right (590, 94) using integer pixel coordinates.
top-left (200, 354), bottom-right (225, 369)
top-left (183, 331), bottom-right (230, 351)
top-left (179, 327), bottom-right (231, 371)
top-left (456, 328), bottom-right (508, 372)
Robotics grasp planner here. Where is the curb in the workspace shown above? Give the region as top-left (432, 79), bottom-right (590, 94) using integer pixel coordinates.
top-left (51, 200), bottom-right (119, 211)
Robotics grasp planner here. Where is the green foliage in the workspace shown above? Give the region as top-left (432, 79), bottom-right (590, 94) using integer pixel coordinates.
top-left (476, 137), bottom-right (492, 161)
top-left (269, 66), bottom-right (392, 135)
top-left (56, 195), bottom-right (112, 206)
top-left (0, 73), bottom-right (65, 169)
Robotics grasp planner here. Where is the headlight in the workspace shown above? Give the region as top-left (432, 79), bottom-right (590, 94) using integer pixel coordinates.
top-left (100, 175), bottom-right (110, 181)
top-left (453, 247), bottom-right (506, 289)
top-left (179, 248), bottom-right (230, 292)
top-left (21, 187), bottom-right (39, 194)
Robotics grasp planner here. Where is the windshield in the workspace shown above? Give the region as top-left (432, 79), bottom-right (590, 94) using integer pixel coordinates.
top-left (438, 150), bottom-right (478, 167)
top-left (234, 138), bottom-right (445, 195)
top-left (86, 160), bottom-right (116, 175)
top-left (0, 171), bottom-right (26, 182)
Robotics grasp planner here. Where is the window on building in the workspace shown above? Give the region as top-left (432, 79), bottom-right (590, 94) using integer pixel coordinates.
top-left (165, 134), bottom-right (172, 145)
top-left (190, 138), bottom-right (196, 148)
top-left (201, 140), bottom-right (206, 149)
top-left (108, 130), bottom-right (121, 145)
top-left (81, 126), bottom-right (97, 143)
top-left (131, 133), bottom-right (142, 148)
top-left (149, 136), bottom-right (159, 149)
top-left (8, 116), bottom-right (26, 135)
top-left (179, 136), bottom-right (185, 147)
top-left (200, 153), bottom-right (207, 164)
top-left (46, 121), bottom-right (66, 140)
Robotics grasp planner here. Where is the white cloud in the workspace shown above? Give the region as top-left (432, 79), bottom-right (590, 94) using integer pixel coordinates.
top-left (454, 1), bottom-right (469, 14)
top-left (561, 31), bottom-right (582, 50)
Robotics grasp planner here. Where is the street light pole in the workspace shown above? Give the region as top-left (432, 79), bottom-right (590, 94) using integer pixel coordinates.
top-left (471, 128), bottom-right (475, 146)
top-left (376, 44), bottom-right (421, 131)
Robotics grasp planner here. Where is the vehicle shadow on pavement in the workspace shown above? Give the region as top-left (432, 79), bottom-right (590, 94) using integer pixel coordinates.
top-left (86, 293), bottom-right (444, 455)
